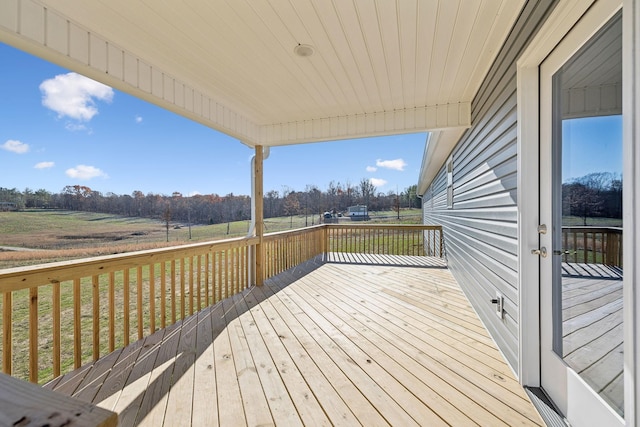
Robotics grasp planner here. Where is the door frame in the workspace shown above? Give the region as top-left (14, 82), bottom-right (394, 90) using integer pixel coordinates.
top-left (538, 12), bottom-right (623, 423)
top-left (517, 0), bottom-right (637, 421)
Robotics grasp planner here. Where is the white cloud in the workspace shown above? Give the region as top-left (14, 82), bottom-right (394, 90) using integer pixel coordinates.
top-left (65, 123), bottom-right (89, 132)
top-left (40, 72), bottom-right (114, 121)
top-left (65, 165), bottom-right (108, 180)
top-left (135, 115), bottom-right (143, 124)
top-left (34, 161), bottom-right (54, 169)
top-left (2, 139), bottom-right (29, 154)
top-left (188, 191), bottom-right (201, 196)
top-left (370, 178), bottom-right (387, 187)
top-left (376, 158), bottom-right (407, 171)
top-left (366, 166), bottom-right (377, 172)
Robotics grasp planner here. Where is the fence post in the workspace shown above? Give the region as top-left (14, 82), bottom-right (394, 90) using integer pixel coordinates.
top-left (322, 225), bottom-right (328, 260)
top-left (3, 292), bottom-right (12, 375)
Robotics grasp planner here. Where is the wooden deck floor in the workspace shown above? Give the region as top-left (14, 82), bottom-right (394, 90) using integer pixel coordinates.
top-left (562, 262), bottom-right (623, 415)
top-left (44, 256), bottom-right (543, 426)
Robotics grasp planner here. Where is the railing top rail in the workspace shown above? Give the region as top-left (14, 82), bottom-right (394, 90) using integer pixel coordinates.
top-left (0, 235), bottom-right (259, 292)
top-left (263, 224), bottom-right (325, 239)
top-left (325, 224), bottom-right (442, 230)
top-left (562, 226), bottom-right (623, 232)
top-left (262, 224), bottom-right (442, 239)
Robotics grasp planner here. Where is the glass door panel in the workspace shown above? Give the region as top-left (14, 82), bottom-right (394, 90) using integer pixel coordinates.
top-left (550, 11), bottom-right (623, 417)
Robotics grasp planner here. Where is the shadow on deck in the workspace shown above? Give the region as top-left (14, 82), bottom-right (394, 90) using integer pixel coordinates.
top-left (562, 262), bottom-right (622, 280)
top-left (326, 252), bottom-right (448, 268)
top-left (44, 255), bottom-right (543, 426)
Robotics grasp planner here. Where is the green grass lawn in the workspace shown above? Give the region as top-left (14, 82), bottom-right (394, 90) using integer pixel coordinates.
top-left (0, 208), bottom-right (422, 268)
top-left (562, 215), bottom-right (622, 227)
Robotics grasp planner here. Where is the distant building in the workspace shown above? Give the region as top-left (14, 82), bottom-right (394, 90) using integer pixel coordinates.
top-left (347, 205), bottom-right (369, 221)
top-left (0, 202), bottom-right (17, 212)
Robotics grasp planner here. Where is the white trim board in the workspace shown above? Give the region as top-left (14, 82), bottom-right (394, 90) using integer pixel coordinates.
top-left (622, 0), bottom-right (640, 423)
top-left (517, 0), bottom-right (598, 388)
top-left (517, 0), bottom-right (634, 424)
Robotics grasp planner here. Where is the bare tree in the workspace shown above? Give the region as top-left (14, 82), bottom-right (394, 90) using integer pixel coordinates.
top-left (359, 178), bottom-right (376, 207)
top-left (563, 172), bottom-right (622, 225)
top-left (265, 190), bottom-right (280, 218)
top-left (283, 192), bottom-right (301, 217)
top-left (162, 205), bottom-right (172, 242)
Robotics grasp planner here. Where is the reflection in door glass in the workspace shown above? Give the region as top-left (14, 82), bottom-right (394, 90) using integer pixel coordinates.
top-left (552, 12), bottom-right (623, 416)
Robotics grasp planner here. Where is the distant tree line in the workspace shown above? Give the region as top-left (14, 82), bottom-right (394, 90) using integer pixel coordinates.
top-left (0, 179), bottom-right (421, 225)
top-left (563, 172), bottom-right (622, 225)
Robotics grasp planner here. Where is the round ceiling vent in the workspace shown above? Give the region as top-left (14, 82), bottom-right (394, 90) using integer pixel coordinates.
top-left (294, 44), bottom-right (314, 57)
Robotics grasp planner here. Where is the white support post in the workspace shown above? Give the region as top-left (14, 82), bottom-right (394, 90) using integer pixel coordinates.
top-left (254, 146), bottom-right (264, 286)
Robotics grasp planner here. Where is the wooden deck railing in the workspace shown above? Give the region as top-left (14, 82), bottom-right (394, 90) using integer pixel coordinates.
top-left (561, 226), bottom-right (623, 268)
top-left (0, 236), bottom-right (257, 384)
top-left (0, 223), bottom-right (442, 384)
top-left (326, 224), bottom-right (444, 258)
top-left (263, 225), bottom-right (326, 279)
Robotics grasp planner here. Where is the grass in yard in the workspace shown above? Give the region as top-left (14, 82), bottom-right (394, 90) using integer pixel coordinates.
top-left (329, 229), bottom-right (429, 256)
top-left (562, 215), bottom-right (622, 227)
top-left (0, 209), bottom-right (422, 269)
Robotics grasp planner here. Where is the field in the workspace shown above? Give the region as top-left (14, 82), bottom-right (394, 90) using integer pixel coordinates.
top-left (0, 209), bottom-right (422, 269)
top-left (1, 210), bottom-right (615, 271)
top-left (562, 215), bottom-right (623, 227)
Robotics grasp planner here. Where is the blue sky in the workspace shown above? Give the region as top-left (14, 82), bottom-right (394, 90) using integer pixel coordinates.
top-left (0, 42), bottom-right (426, 197)
top-left (562, 115), bottom-right (622, 183)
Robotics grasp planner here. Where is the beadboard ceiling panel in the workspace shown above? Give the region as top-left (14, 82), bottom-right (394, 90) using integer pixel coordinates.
top-left (0, 0), bottom-right (525, 146)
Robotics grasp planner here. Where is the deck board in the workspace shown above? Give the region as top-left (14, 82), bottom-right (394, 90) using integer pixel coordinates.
top-left (284, 272), bottom-right (473, 425)
top-left (259, 297), bottom-right (389, 426)
top-left (72, 348), bottom-right (124, 404)
top-left (250, 284), bottom-right (369, 426)
top-left (560, 263), bottom-right (624, 415)
top-left (241, 287), bottom-right (332, 427)
top-left (127, 322), bottom-right (178, 426)
top-left (304, 267), bottom-right (534, 412)
top-left (161, 313), bottom-right (198, 426)
top-left (272, 275), bottom-right (433, 426)
top-left (223, 296), bottom-right (275, 427)
top-left (44, 256), bottom-right (544, 426)
top-left (94, 335), bottom-right (148, 408)
top-left (190, 306), bottom-right (219, 427)
top-left (232, 292), bottom-right (305, 426)
top-left (300, 264), bottom-right (540, 425)
top-left (212, 301), bottom-right (247, 427)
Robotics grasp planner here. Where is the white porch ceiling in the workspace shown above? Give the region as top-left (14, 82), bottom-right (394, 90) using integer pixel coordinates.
top-left (0, 0), bottom-right (524, 147)
top-left (561, 12), bottom-right (622, 119)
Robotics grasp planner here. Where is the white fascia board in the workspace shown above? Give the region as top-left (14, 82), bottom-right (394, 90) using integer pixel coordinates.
top-left (258, 103), bottom-right (471, 147)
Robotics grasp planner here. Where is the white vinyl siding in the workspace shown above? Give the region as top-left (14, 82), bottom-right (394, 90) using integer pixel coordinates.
top-left (446, 156), bottom-right (454, 208)
top-left (422, 0), bottom-right (559, 372)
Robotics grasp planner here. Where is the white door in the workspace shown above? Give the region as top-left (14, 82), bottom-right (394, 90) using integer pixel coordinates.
top-left (539, 4), bottom-right (623, 426)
